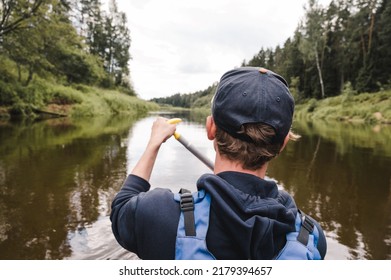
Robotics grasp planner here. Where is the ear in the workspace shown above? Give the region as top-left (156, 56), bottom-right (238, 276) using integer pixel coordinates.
top-left (279, 133), bottom-right (290, 153)
top-left (206, 116), bottom-right (216, 140)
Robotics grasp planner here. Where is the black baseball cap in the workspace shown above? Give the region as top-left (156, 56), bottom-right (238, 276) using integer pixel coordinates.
top-left (212, 67), bottom-right (294, 145)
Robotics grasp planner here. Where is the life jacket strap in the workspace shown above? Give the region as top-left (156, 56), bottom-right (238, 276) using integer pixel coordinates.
top-left (297, 210), bottom-right (314, 246)
top-left (179, 188), bottom-right (196, 236)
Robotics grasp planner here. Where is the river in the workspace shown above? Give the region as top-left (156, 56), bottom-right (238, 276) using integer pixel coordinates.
top-left (0, 111), bottom-right (390, 260)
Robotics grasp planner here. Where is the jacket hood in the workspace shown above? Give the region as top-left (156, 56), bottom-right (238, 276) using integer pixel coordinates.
top-left (197, 171), bottom-right (297, 259)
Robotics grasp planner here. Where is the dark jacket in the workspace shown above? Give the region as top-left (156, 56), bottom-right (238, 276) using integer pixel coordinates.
top-left (110, 171), bottom-right (300, 260)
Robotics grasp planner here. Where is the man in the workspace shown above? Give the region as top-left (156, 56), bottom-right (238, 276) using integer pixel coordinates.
top-left (110, 67), bottom-right (327, 260)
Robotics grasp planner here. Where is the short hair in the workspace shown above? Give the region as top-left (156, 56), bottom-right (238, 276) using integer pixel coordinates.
top-left (215, 123), bottom-right (299, 170)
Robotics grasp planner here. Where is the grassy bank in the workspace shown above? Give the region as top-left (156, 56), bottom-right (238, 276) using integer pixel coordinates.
top-left (0, 77), bottom-right (159, 119)
top-left (294, 90), bottom-right (391, 124)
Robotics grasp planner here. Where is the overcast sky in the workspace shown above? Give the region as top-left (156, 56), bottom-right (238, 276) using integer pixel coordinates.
top-left (117, 0), bottom-right (331, 100)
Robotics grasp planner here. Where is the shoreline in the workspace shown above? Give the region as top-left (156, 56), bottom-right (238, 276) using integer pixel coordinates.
top-left (293, 90), bottom-right (391, 125)
top-left (2, 90), bottom-right (390, 125)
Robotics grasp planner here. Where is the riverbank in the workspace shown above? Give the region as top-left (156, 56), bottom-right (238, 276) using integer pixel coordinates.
top-left (0, 78), bottom-right (159, 120)
top-left (294, 90), bottom-right (391, 124)
top-left (154, 88), bottom-right (391, 125)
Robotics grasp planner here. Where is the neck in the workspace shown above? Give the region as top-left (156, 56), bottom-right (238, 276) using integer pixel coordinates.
top-left (213, 152), bottom-right (268, 179)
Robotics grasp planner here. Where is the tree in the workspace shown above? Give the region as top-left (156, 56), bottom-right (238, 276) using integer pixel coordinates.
top-left (246, 48), bottom-right (267, 66)
top-left (73, 0), bottom-right (131, 89)
top-left (1, 0), bottom-right (104, 86)
top-left (265, 48), bottom-right (275, 70)
top-left (299, 0), bottom-right (327, 99)
top-left (76, 0), bottom-right (106, 55)
top-left (376, 0), bottom-right (391, 86)
top-left (0, 0), bottom-right (44, 38)
top-left (105, 0), bottom-right (131, 87)
top-left (317, 0), bottom-right (353, 96)
top-left (1, 1), bottom-right (55, 85)
top-left (279, 33), bottom-right (306, 100)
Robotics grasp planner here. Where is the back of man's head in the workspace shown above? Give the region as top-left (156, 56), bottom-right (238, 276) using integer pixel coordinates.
top-left (211, 67), bottom-right (295, 169)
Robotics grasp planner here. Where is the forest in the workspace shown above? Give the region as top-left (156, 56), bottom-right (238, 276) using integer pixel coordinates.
top-left (0, 0), bottom-right (151, 117)
top-left (152, 0), bottom-right (391, 108)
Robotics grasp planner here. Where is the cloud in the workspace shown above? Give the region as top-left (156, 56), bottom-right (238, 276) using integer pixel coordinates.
top-left (118, 0), bottom-right (331, 100)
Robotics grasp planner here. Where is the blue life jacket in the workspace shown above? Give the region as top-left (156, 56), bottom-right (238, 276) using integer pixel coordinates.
top-left (174, 189), bottom-right (215, 260)
top-left (174, 188), bottom-right (324, 260)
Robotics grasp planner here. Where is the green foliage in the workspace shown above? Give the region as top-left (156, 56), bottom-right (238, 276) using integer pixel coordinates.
top-left (307, 99), bottom-right (318, 113)
top-left (0, 0), bottom-right (45, 38)
top-left (9, 102), bottom-right (33, 117)
top-left (48, 85), bottom-right (84, 105)
top-left (341, 81), bottom-right (357, 97)
top-left (294, 90), bottom-right (391, 124)
top-left (341, 81), bottom-right (357, 104)
top-left (80, 0), bottom-right (132, 88)
top-left (0, 72), bottom-right (155, 118)
top-left (71, 88), bottom-right (158, 118)
top-left (192, 94), bottom-right (214, 109)
top-left (57, 48), bottom-right (106, 85)
top-left (0, 80), bottom-right (18, 105)
top-left (289, 76), bottom-right (302, 102)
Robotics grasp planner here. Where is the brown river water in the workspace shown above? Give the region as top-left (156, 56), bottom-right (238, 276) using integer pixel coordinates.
top-left (0, 111), bottom-right (390, 260)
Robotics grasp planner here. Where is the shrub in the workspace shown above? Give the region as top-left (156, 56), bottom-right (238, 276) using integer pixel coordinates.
top-left (0, 81), bottom-right (18, 105)
top-left (49, 85), bottom-right (84, 105)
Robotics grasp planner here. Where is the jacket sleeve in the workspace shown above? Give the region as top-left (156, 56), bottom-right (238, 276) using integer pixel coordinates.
top-left (110, 174), bottom-right (150, 253)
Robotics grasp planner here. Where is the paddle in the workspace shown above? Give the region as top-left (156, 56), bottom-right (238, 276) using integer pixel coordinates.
top-left (167, 118), bottom-right (214, 171)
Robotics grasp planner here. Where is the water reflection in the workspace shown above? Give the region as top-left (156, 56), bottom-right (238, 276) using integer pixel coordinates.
top-left (0, 113), bottom-right (390, 260)
top-left (0, 116), bottom-right (136, 259)
top-left (268, 119), bottom-right (391, 260)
